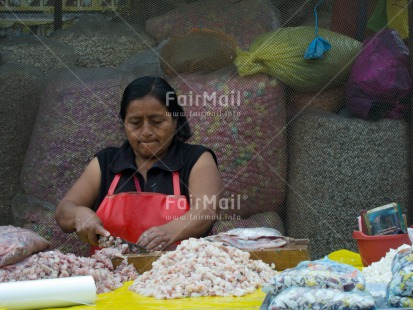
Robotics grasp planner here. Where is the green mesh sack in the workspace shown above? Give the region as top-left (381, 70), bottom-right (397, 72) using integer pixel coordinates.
top-left (235, 26), bottom-right (362, 92)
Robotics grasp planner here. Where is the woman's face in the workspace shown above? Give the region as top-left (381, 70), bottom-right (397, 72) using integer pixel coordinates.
top-left (124, 95), bottom-right (176, 161)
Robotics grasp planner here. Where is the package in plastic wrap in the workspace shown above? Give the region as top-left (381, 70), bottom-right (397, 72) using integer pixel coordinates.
top-left (387, 295), bottom-right (413, 308)
top-left (387, 246), bottom-right (413, 307)
top-left (262, 287), bottom-right (375, 310)
top-left (0, 225), bottom-right (50, 267)
top-left (263, 258), bottom-right (366, 296)
top-left (390, 246), bottom-right (413, 274)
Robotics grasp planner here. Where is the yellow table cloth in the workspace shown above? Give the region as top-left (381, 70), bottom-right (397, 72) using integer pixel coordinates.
top-left (1, 250), bottom-right (362, 310)
top-left (45, 282), bottom-right (266, 310)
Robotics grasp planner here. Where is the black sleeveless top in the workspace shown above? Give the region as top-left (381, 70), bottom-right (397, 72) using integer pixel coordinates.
top-left (92, 138), bottom-right (218, 211)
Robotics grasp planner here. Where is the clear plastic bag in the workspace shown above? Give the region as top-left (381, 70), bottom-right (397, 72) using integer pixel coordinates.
top-left (0, 225), bottom-right (50, 267)
top-left (263, 258), bottom-right (366, 296)
top-left (264, 287), bottom-right (375, 310)
top-left (387, 246), bottom-right (413, 307)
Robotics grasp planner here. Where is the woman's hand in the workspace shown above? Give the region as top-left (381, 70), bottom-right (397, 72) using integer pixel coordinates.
top-left (74, 206), bottom-right (110, 246)
top-left (56, 157), bottom-right (106, 246)
top-left (137, 226), bottom-right (174, 251)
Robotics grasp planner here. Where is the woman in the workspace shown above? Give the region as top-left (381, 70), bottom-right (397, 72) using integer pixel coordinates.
top-left (55, 76), bottom-right (223, 252)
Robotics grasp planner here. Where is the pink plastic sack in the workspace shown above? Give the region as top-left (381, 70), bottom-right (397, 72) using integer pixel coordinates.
top-left (346, 29), bottom-right (411, 120)
top-left (168, 70), bottom-right (287, 218)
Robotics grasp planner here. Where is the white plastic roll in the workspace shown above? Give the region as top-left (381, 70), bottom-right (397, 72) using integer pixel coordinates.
top-left (0, 276), bottom-right (96, 310)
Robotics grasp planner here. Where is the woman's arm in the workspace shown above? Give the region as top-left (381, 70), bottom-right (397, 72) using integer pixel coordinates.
top-left (55, 157), bottom-right (110, 245)
top-left (137, 151), bottom-right (223, 250)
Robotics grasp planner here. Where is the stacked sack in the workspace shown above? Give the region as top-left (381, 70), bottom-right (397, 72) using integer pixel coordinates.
top-left (51, 15), bottom-right (155, 68)
top-left (0, 63), bottom-right (44, 225)
top-left (286, 110), bottom-right (410, 259)
top-left (19, 68), bottom-right (133, 256)
top-left (0, 35), bottom-right (75, 73)
top-left (261, 258), bottom-right (375, 309)
top-left (387, 247), bottom-right (413, 307)
top-left (145, 0), bottom-right (280, 49)
top-left (168, 69), bottom-right (287, 228)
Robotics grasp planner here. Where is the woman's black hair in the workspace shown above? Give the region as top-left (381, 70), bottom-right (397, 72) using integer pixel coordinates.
top-left (119, 76), bottom-right (192, 142)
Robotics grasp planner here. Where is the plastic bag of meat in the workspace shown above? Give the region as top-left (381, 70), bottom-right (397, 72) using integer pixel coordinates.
top-left (388, 294), bottom-right (413, 308)
top-left (390, 246), bottom-right (413, 274)
top-left (205, 227), bottom-right (288, 251)
top-left (0, 226), bottom-right (51, 267)
top-left (387, 247), bottom-right (413, 307)
top-left (263, 258), bottom-right (366, 296)
top-left (262, 287), bottom-right (375, 310)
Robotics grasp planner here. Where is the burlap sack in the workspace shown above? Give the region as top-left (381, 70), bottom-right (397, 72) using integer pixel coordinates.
top-left (286, 110), bottom-right (410, 259)
top-left (51, 15), bottom-right (155, 68)
top-left (0, 35), bottom-right (75, 73)
top-left (286, 86), bottom-right (346, 119)
top-left (0, 63), bottom-right (44, 225)
top-left (168, 70), bottom-right (287, 219)
top-left (160, 29), bottom-right (236, 76)
top-left (145, 0), bottom-right (280, 48)
top-left (118, 40), bottom-right (168, 78)
top-left (21, 67), bottom-right (133, 204)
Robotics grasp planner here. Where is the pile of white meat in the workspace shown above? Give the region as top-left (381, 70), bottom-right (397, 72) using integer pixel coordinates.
top-left (129, 238), bottom-right (278, 299)
top-left (362, 244), bottom-right (412, 285)
top-left (0, 247), bottom-right (138, 294)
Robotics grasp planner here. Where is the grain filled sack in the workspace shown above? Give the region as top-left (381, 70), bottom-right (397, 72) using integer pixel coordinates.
top-left (286, 86), bottom-right (346, 119)
top-left (286, 110), bottom-right (410, 259)
top-left (21, 68), bottom-right (133, 204)
top-left (0, 63), bottom-right (44, 225)
top-left (0, 35), bottom-right (75, 73)
top-left (160, 29), bottom-right (237, 76)
top-left (12, 194), bottom-right (88, 257)
top-left (235, 27), bottom-right (362, 92)
top-left (168, 70), bottom-right (287, 219)
top-left (145, 0), bottom-right (280, 49)
top-left (51, 15), bottom-right (155, 68)
top-left (118, 40), bottom-right (168, 78)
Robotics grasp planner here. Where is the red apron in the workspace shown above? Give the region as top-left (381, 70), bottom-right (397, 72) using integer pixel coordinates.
top-left (91, 171), bottom-right (190, 254)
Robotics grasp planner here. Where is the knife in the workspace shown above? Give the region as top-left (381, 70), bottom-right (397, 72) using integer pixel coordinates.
top-left (117, 237), bottom-right (150, 254)
top-left (99, 235), bottom-right (150, 254)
